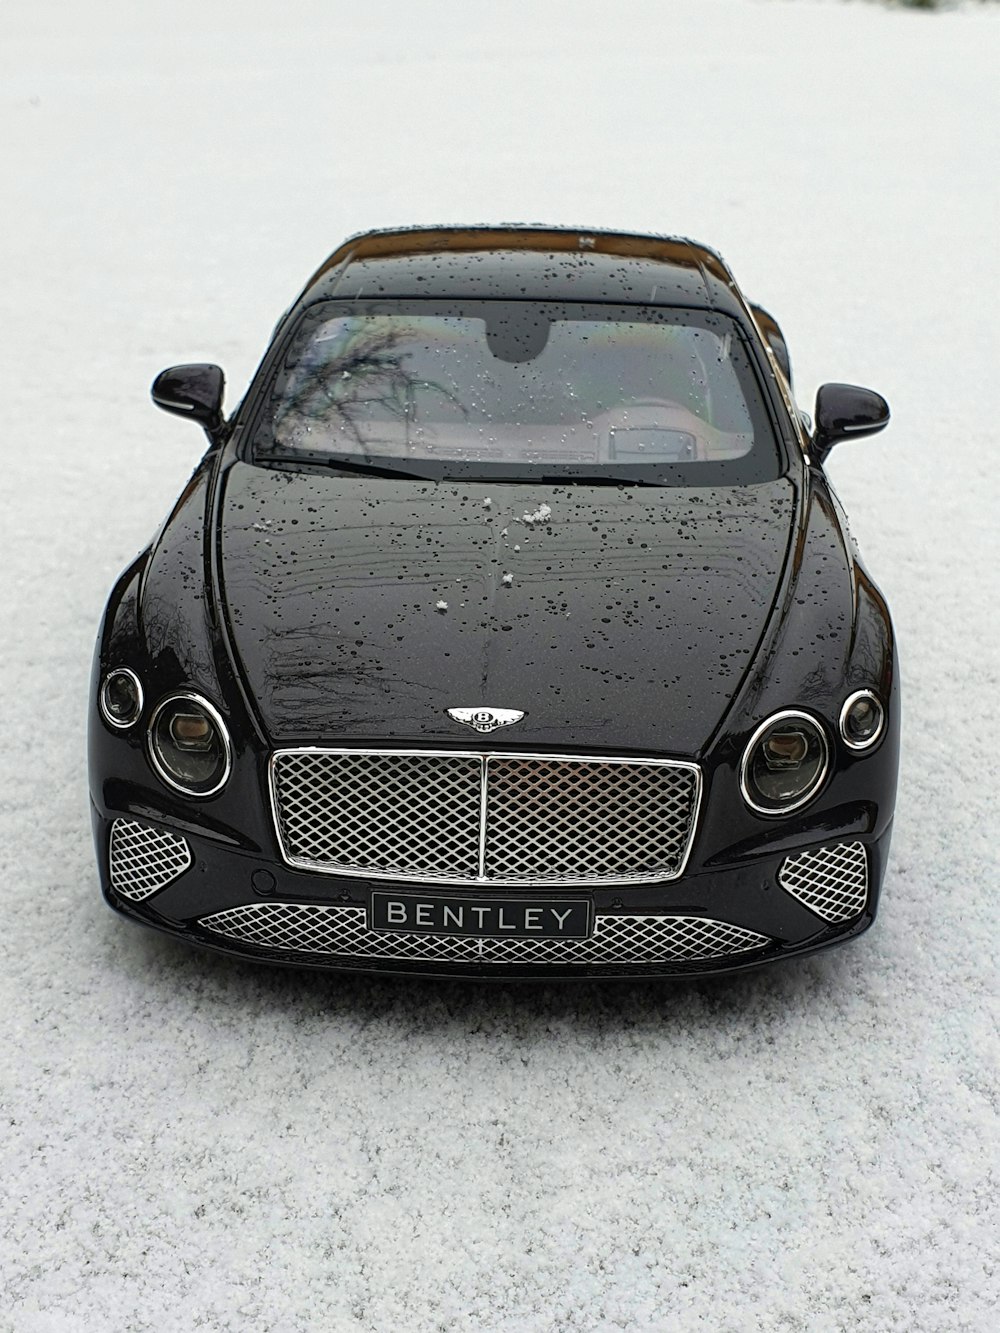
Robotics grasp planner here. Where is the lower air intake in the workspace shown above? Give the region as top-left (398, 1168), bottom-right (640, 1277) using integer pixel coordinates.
top-left (197, 903), bottom-right (771, 966)
top-left (778, 841), bottom-right (868, 922)
top-left (109, 819), bottom-right (192, 902)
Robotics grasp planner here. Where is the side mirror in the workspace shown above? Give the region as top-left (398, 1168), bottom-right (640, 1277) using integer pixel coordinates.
top-left (813, 382), bottom-right (889, 463)
top-left (151, 364), bottom-right (225, 440)
top-left (749, 304), bottom-right (792, 386)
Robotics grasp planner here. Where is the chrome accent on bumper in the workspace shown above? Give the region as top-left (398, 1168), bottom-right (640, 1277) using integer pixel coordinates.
top-left (269, 748), bottom-right (701, 887)
top-left (109, 818), bottom-right (192, 902)
top-left (778, 841), bottom-right (868, 922)
top-left (197, 903), bottom-right (769, 965)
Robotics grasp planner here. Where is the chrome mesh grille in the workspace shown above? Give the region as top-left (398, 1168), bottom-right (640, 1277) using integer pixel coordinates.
top-left (271, 749), bottom-right (700, 886)
top-left (109, 819), bottom-right (192, 902)
top-left (198, 902), bottom-right (770, 966)
top-left (272, 750), bottom-right (483, 881)
top-left (779, 841), bottom-right (868, 922)
top-left (483, 756), bottom-right (694, 881)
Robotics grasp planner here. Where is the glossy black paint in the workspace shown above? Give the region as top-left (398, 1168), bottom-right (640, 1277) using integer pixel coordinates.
top-left (749, 303), bottom-right (792, 386)
top-left (151, 363), bottom-right (226, 440)
top-left (90, 225), bottom-right (898, 978)
top-left (813, 382), bottom-right (891, 462)
top-left (219, 467), bottom-right (795, 753)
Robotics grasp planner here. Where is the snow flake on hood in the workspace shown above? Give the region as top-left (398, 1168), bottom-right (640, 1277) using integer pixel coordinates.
top-left (521, 502), bottom-right (552, 525)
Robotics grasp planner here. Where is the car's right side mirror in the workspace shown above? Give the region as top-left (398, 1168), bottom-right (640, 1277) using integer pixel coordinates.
top-left (813, 382), bottom-right (890, 464)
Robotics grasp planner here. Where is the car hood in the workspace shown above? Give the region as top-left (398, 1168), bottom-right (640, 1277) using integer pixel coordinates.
top-left (219, 463), bottom-right (796, 755)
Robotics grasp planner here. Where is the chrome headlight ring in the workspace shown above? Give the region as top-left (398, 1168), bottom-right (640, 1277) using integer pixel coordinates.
top-left (839, 689), bottom-right (886, 752)
top-left (147, 691), bottom-right (232, 798)
top-left (740, 709), bottom-right (831, 817)
top-left (99, 667), bottom-right (144, 730)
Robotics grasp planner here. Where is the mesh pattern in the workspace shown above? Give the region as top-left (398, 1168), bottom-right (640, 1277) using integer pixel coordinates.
top-left (485, 756), bottom-right (696, 881)
top-left (271, 749), bottom-right (699, 885)
top-left (109, 819), bottom-right (192, 902)
top-left (778, 841), bottom-right (868, 922)
top-left (272, 751), bottom-right (483, 880)
top-left (198, 903), bottom-right (770, 965)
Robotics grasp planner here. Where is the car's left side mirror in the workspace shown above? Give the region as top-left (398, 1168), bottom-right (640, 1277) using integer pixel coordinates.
top-left (151, 363), bottom-right (225, 441)
top-left (813, 382), bottom-right (889, 463)
top-left (749, 304), bottom-right (792, 387)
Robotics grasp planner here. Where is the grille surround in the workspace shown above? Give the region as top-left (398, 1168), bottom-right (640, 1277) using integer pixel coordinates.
top-left (109, 819), bottom-right (192, 902)
top-left (269, 748), bottom-right (702, 887)
top-left (778, 841), bottom-right (868, 922)
top-left (198, 902), bottom-right (770, 967)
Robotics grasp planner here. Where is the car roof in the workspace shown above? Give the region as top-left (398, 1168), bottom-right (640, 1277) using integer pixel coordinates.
top-left (296, 225), bottom-right (748, 315)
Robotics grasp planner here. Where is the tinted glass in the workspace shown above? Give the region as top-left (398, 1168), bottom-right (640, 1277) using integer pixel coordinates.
top-left (253, 301), bottom-right (782, 485)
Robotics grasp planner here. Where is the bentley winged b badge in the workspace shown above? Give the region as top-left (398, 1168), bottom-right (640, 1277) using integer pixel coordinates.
top-left (446, 707), bottom-right (525, 734)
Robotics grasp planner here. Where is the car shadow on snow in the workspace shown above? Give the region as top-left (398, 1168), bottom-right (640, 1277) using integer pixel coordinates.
top-left (113, 917), bottom-right (863, 1036)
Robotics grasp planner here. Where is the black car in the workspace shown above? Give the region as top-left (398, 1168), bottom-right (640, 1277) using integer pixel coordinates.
top-left (89, 226), bottom-right (898, 978)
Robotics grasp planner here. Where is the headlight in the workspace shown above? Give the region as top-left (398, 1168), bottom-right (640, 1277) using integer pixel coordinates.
top-left (840, 690), bottom-right (885, 751)
top-left (100, 668), bottom-right (143, 729)
top-left (740, 710), bottom-right (829, 815)
top-left (149, 693), bottom-right (231, 797)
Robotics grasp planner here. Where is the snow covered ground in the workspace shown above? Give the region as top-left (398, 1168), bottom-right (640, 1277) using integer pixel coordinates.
top-left (2, 0), bottom-right (999, 1328)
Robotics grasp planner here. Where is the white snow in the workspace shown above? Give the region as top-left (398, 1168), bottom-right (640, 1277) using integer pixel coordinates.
top-left (2, 0), bottom-right (999, 1329)
top-left (521, 502), bottom-right (553, 525)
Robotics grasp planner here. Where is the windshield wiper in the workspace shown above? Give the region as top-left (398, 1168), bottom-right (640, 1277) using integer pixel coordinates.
top-left (533, 472), bottom-right (662, 487)
top-left (255, 450), bottom-right (438, 482)
top-left (255, 452), bottom-right (666, 487)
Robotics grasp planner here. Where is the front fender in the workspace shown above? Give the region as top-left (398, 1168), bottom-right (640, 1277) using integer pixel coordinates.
top-left (686, 470), bottom-right (898, 874)
top-left (89, 457), bottom-right (276, 860)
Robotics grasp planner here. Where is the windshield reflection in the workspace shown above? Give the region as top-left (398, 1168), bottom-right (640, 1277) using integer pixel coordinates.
top-left (259, 301), bottom-right (781, 486)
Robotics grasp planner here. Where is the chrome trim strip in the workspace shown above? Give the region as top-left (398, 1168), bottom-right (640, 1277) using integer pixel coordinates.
top-left (841, 418), bottom-right (888, 434)
top-left (739, 709), bottom-right (830, 818)
top-left (99, 667), bottom-right (144, 730)
top-left (152, 393), bottom-right (195, 411)
top-left (268, 747), bottom-right (703, 887)
top-left (839, 689), bottom-right (885, 752)
top-left (477, 757), bottom-right (490, 879)
top-left (147, 691), bottom-right (233, 799)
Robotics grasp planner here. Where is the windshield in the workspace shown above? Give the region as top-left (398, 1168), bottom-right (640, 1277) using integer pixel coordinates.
top-left (252, 300), bottom-right (782, 485)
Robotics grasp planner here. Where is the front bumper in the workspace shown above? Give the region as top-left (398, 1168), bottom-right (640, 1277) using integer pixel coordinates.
top-left (93, 804), bottom-right (891, 979)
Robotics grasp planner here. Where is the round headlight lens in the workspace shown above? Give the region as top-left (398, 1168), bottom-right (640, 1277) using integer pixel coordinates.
top-left (741, 711), bottom-right (829, 814)
top-left (149, 694), bottom-right (231, 796)
top-left (100, 668), bottom-right (143, 729)
top-left (840, 690), bottom-right (885, 750)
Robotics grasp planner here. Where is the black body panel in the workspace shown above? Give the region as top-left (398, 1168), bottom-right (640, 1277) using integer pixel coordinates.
top-left (90, 225), bottom-right (898, 979)
top-left (218, 464), bottom-right (795, 753)
top-left (300, 228), bottom-right (736, 313)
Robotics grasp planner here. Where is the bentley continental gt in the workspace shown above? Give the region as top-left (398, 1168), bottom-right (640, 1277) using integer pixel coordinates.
top-left (89, 226), bottom-right (898, 977)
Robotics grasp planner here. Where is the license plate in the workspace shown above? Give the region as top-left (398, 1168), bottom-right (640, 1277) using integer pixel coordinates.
top-left (371, 892), bottom-right (591, 939)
